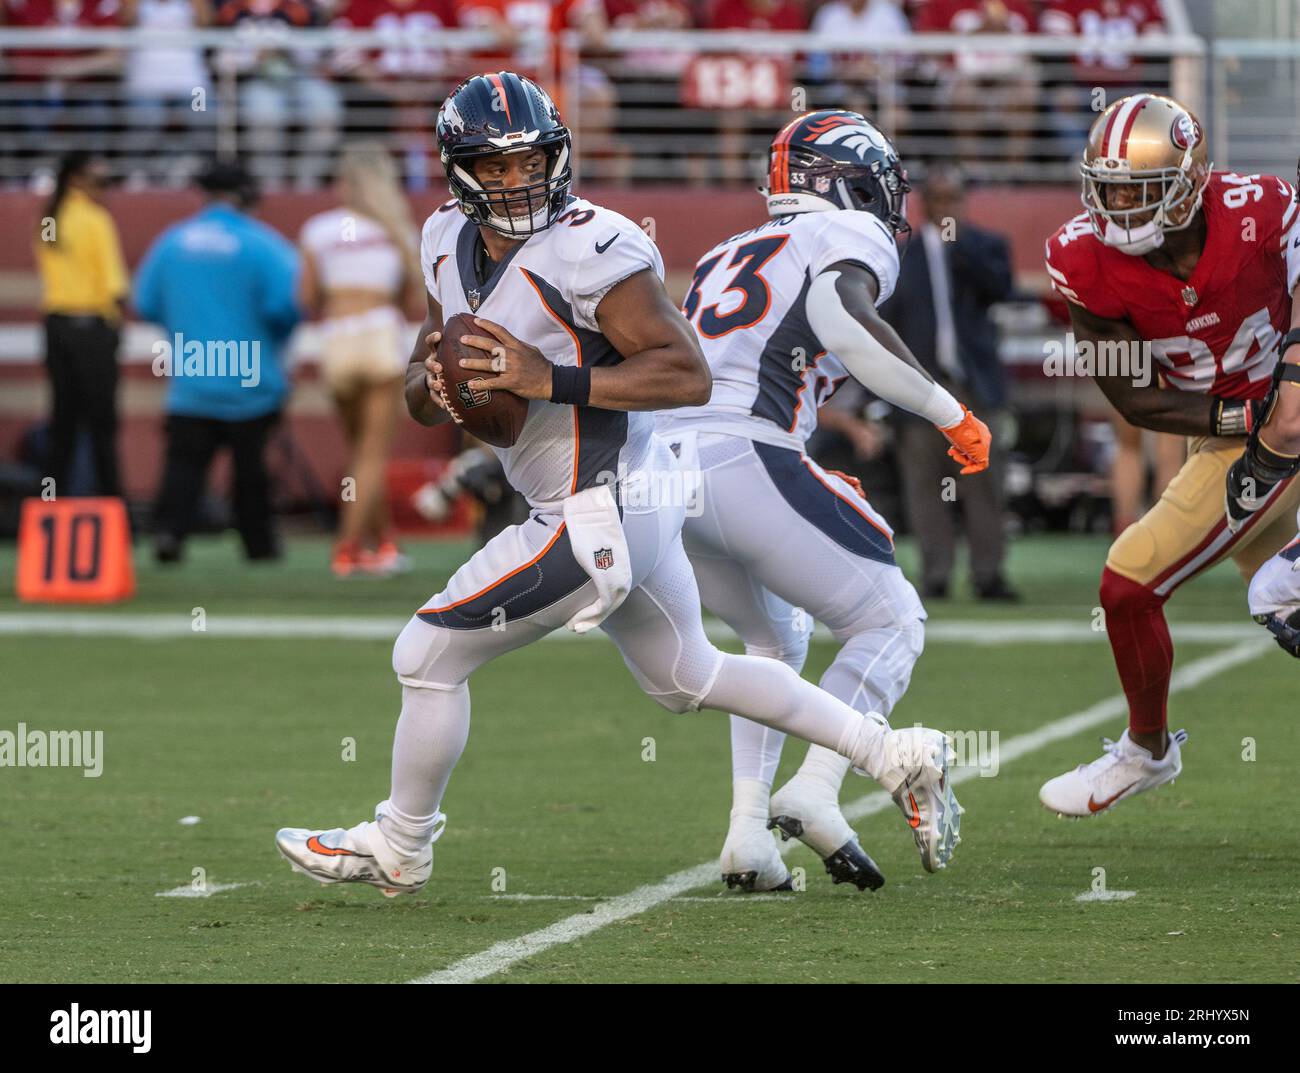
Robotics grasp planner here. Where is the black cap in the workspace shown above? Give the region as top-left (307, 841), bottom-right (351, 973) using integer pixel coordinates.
top-left (197, 157), bottom-right (257, 204)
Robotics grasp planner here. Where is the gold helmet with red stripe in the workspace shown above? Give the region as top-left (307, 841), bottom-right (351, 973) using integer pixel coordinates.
top-left (1081, 93), bottom-right (1211, 254)
top-left (764, 110), bottom-right (910, 234)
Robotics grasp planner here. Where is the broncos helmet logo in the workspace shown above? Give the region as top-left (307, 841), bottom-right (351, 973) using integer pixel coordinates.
top-left (439, 98), bottom-right (465, 135)
top-left (804, 118), bottom-right (889, 161)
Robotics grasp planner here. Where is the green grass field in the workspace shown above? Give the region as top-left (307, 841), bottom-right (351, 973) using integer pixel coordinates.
top-left (1, 534), bottom-right (1295, 983)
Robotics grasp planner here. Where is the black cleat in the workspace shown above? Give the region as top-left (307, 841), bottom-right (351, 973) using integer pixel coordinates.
top-left (769, 816), bottom-right (885, 892)
top-left (824, 839), bottom-right (886, 891)
top-left (722, 870), bottom-right (794, 893)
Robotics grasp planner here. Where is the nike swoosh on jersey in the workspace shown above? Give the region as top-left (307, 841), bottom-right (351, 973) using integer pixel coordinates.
top-left (1087, 782), bottom-right (1138, 813)
top-left (595, 235), bottom-right (619, 254)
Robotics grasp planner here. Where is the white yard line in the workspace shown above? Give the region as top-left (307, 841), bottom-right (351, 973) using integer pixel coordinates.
top-left (155, 881), bottom-right (252, 898)
top-left (0, 612), bottom-right (1263, 646)
top-left (410, 639), bottom-right (1268, 984)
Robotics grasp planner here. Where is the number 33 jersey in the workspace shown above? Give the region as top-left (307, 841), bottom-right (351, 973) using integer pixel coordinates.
top-left (1045, 170), bottom-right (1300, 401)
top-left (656, 209), bottom-right (901, 450)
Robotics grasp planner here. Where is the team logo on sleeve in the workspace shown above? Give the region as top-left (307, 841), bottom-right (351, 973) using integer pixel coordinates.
top-left (593, 547), bottom-right (614, 570)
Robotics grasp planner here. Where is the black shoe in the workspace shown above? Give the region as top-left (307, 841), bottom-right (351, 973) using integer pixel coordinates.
top-left (920, 580), bottom-right (950, 600)
top-left (154, 535), bottom-right (183, 565)
top-left (975, 576), bottom-right (1020, 602)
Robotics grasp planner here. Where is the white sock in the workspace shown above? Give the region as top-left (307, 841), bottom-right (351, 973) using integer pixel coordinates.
top-left (794, 622), bottom-right (923, 794)
top-left (730, 776), bottom-right (771, 821)
top-left (728, 640), bottom-right (804, 787)
top-left (729, 715), bottom-right (785, 787)
top-left (794, 746), bottom-right (852, 794)
top-left (704, 654), bottom-right (888, 777)
top-left (380, 682), bottom-right (470, 856)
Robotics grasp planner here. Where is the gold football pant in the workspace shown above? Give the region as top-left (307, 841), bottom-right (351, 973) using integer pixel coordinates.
top-left (1100, 436), bottom-right (1300, 734)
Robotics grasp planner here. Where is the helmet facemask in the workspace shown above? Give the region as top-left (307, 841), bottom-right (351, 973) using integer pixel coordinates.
top-left (1081, 161), bottom-right (1205, 254)
top-left (444, 137), bottom-right (572, 239)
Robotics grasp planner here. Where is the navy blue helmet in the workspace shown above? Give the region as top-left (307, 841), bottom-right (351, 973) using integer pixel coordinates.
top-left (436, 71), bottom-right (572, 238)
top-left (764, 110), bottom-right (910, 236)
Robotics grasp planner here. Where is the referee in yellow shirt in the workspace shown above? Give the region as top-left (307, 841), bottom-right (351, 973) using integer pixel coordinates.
top-left (34, 152), bottom-right (128, 498)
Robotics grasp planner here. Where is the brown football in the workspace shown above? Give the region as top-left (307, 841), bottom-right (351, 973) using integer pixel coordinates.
top-left (435, 312), bottom-right (529, 448)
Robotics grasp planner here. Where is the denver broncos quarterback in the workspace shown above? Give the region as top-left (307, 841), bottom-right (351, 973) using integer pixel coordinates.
top-left (1041, 93), bottom-right (1300, 818)
top-left (273, 73), bottom-right (962, 896)
top-left (658, 111), bottom-right (989, 891)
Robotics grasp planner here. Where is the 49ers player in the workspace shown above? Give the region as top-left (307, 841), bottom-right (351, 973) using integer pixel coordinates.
top-left (1040, 93), bottom-right (1300, 817)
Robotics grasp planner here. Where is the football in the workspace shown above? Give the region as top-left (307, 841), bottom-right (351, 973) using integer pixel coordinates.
top-left (435, 312), bottom-right (529, 448)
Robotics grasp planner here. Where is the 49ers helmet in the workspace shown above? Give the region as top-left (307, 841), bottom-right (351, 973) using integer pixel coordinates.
top-left (436, 71), bottom-right (572, 238)
top-left (763, 110), bottom-right (910, 235)
top-left (1081, 93), bottom-right (1211, 255)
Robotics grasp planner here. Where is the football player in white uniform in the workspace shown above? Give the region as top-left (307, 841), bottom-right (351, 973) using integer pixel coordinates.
top-left (1227, 303), bottom-right (1300, 654)
top-left (658, 111), bottom-right (992, 891)
top-left (274, 75), bottom-right (962, 896)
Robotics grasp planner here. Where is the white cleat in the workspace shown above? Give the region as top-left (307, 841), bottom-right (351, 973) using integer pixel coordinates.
top-left (768, 775), bottom-right (885, 891)
top-left (882, 728), bottom-right (963, 873)
top-left (1039, 729), bottom-right (1187, 818)
top-left (275, 812), bottom-right (444, 897)
top-left (720, 809), bottom-right (792, 893)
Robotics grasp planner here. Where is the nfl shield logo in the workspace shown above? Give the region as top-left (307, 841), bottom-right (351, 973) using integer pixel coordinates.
top-left (815, 176), bottom-right (831, 193)
top-left (468, 289), bottom-right (481, 311)
top-left (1182, 285), bottom-right (1198, 307)
top-left (593, 547), bottom-right (614, 571)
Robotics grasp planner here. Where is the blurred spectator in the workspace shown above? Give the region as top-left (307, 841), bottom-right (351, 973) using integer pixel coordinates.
top-left (601, 0), bottom-right (693, 76)
top-left (708, 0), bottom-right (805, 31)
top-left (808, 0), bottom-right (911, 134)
top-left (1039, 1), bottom-right (1166, 153)
top-left (458, 0), bottom-right (623, 180)
top-left (213, 0), bottom-right (341, 188)
top-left (879, 165), bottom-right (1016, 600)
top-left (1, 0), bottom-right (123, 159)
top-left (33, 151), bottom-right (127, 498)
top-left (915, 0), bottom-right (1039, 171)
top-left (134, 158), bottom-right (301, 563)
top-left (121, 0), bottom-right (214, 186)
top-left (299, 143), bottom-right (420, 578)
top-left (330, 0), bottom-right (459, 187)
top-left (705, 0), bottom-right (807, 185)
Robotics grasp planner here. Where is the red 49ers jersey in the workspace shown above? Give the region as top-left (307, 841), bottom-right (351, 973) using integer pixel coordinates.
top-left (1045, 170), bottom-right (1300, 400)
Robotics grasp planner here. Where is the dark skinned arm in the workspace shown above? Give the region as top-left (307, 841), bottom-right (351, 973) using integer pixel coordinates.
top-left (456, 269), bottom-right (711, 411)
top-left (404, 289), bottom-right (451, 427)
top-left (1069, 302), bottom-right (1219, 436)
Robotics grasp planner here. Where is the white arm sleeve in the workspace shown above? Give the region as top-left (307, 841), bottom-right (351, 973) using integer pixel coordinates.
top-left (806, 269), bottom-right (965, 428)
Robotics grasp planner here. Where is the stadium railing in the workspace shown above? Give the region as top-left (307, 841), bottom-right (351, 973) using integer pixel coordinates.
top-left (0, 27), bottom-right (1208, 188)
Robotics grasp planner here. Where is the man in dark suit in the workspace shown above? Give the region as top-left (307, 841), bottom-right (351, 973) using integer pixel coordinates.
top-left (880, 166), bottom-right (1017, 600)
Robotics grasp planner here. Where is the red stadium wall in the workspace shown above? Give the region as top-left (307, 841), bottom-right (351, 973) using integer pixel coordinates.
top-left (0, 186), bottom-right (1078, 504)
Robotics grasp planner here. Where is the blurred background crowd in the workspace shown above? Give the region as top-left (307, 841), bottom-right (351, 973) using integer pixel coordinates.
top-left (1, 0), bottom-right (1296, 596)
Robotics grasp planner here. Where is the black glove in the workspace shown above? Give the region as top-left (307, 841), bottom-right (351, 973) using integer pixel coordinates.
top-left (1226, 435), bottom-right (1300, 531)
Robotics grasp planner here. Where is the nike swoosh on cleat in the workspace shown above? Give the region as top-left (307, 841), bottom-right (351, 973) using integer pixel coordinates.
top-left (306, 835), bottom-right (358, 857)
top-left (1087, 782), bottom-right (1138, 813)
top-left (907, 791), bottom-right (921, 829)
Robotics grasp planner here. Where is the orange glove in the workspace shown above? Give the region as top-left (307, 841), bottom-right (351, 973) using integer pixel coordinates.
top-left (938, 405), bottom-right (991, 475)
top-left (826, 468), bottom-right (865, 498)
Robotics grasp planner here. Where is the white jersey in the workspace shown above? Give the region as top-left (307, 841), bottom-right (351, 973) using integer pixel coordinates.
top-left (657, 209), bottom-right (900, 450)
top-left (420, 197), bottom-right (664, 511)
